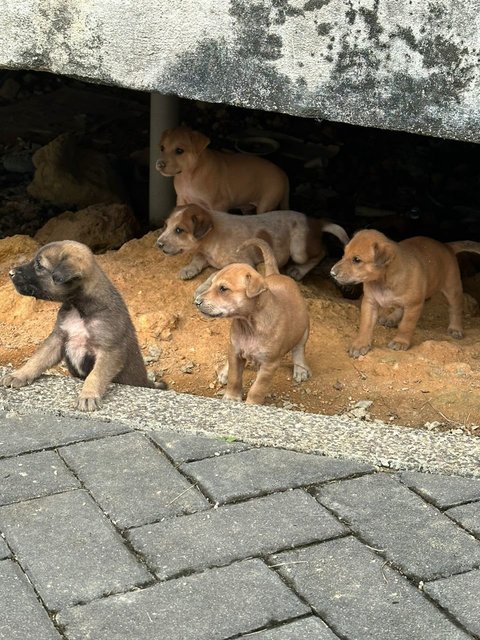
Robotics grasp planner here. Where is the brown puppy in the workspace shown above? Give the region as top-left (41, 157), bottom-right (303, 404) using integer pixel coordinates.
top-left (194, 238), bottom-right (311, 405)
top-left (157, 204), bottom-right (349, 281)
top-left (330, 230), bottom-right (480, 357)
top-left (155, 126), bottom-right (289, 213)
top-left (0, 240), bottom-right (165, 410)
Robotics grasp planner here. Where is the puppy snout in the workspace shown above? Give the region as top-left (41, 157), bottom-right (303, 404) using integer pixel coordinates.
top-left (330, 263), bottom-right (340, 279)
top-left (9, 268), bottom-right (16, 278)
top-left (194, 295), bottom-right (203, 307)
top-left (156, 238), bottom-right (164, 249)
top-left (155, 159), bottom-right (166, 171)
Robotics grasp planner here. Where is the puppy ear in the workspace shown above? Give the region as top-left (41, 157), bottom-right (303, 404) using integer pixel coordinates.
top-left (187, 206), bottom-right (213, 239)
top-left (52, 262), bottom-right (80, 285)
top-left (244, 272), bottom-right (267, 298)
top-left (373, 240), bottom-right (395, 267)
top-left (189, 130), bottom-right (210, 156)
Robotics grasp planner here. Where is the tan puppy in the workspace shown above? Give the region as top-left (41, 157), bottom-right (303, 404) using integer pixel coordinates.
top-left (0, 241), bottom-right (165, 410)
top-left (330, 229), bottom-right (480, 357)
top-left (194, 238), bottom-right (311, 405)
top-left (157, 204), bottom-right (349, 281)
top-left (155, 126), bottom-right (289, 213)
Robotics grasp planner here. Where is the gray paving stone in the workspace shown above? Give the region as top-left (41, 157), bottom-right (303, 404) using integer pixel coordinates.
top-left (0, 536), bottom-right (10, 559)
top-left (424, 569), bottom-right (480, 637)
top-left (317, 474), bottom-right (480, 580)
top-left (59, 432), bottom-right (209, 529)
top-left (0, 559), bottom-right (62, 640)
top-left (57, 558), bottom-right (310, 640)
top-left (238, 617), bottom-right (340, 639)
top-left (148, 430), bottom-right (249, 463)
top-left (446, 501), bottom-right (480, 537)
top-left (398, 470), bottom-right (480, 508)
top-left (273, 537), bottom-right (471, 640)
top-left (182, 448), bottom-right (373, 504)
top-left (0, 412), bottom-right (130, 458)
top-left (0, 490), bottom-right (150, 611)
top-left (0, 450), bottom-right (80, 506)
top-left (128, 489), bottom-right (346, 579)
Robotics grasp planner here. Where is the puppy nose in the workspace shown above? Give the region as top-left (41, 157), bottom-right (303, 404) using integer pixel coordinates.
top-left (194, 296), bottom-right (203, 307)
top-left (330, 264), bottom-right (338, 278)
top-left (8, 268), bottom-right (16, 278)
top-left (156, 239), bottom-right (164, 249)
top-left (156, 159), bottom-right (166, 170)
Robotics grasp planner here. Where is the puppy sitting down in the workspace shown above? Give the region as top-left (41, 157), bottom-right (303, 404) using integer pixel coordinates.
top-left (1, 240), bottom-right (165, 411)
top-left (330, 229), bottom-right (480, 357)
top-left (194, 238), bottom-right (311, 405)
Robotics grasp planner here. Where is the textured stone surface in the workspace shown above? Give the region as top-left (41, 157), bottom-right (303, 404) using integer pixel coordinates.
top-left (424, 569), bottom-right (480, 637)
top-left (182, 448), bottom-right (373, 503)
top-left (238, 617), bottom-right (340, 639)
top-left (398, 471), bottom-right (480, 508)
top-left (0, 409), bottom-right (130, 457)
top-left (0, 536), bottom-right (10, 559)
top-left (446, 501), bottom-right (480, 537)
top-left (0, 450), bottom-right (79, 506)
top-left (0, 560), bottom-right (62, 639)
top-left (317, 474), bottom-right (480, 580)
top-left (0, 490), bottom-right (151, 610)
top-left (128, 489), bottom-right (346, 579)
top-left (57, 559), bottom-right (309, 640)
top-left (149, 430), bottom-right (249, 463)
top-left (273, 537), bottom-right (471, 640)
top-left (0, 1), bottom-right (479, 142)
top-left (59, 432), bottom-right (209, 529)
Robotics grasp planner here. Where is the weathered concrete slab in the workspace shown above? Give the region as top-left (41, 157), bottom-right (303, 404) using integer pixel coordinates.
top-left (59, 432), bottom-right (209, 529)
top-left (0, 559), bottom-right (62, 640)
top-left (273, 537), bottom-right (471, 640)
top-left (148, 430), bottom-right (249, 464)
top-left (127, 489), bottom-right (346, 579)
top-left (182, 448), bottom-right (373, 504)
top-left (317, 474), bottom-right (480, 580)
top-left (1, 372), bottom-right (480, 478)
top-left (0, 1), bottom-right (479, 142)
top-left (57, 559), bottom-right (309, 640)
top-left (446, 501), bottom-right (480, 537)
top-left (398, 471), bottom-right (480, 508)
top-left (238, 617), bottom-right (340, 639)
top-left (0, 536), bottom-right (10, 559)
top-left (0, 490), bottom-right (151, 611)
top-left (424, 570), bottom-right (480, 637)
top-left (0, 450), bottom-right (79, 506)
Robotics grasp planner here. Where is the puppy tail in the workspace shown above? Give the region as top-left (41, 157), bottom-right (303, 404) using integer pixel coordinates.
top-left (448, 240), bottom-right (480, 256)
top-left (321, 221), bottom-right (350, 246)
top-left (238, 238), bottom-right (280, 276)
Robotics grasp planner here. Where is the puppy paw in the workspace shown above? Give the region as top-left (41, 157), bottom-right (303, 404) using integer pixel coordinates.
top-left (179, 266), bottom-right (200, 280)
top-left (387, 339), bottom-right (410, 351)
top-left (76, 395), bottom-right (103, 412)
top-left (348, 344), bottom-right (371, 358)
top-left (448, 328), bottom-right (464, 340)
top-left (223, 391), bottom-right (242, 402)
top-left (216, 363), bottom-right (228, 385)
top-left (378, 317), bottom-right (398, 328)
top-left (0, 372), bottom-right (32, 389)
top-left (285, 266), bottom-right (303, 281)
top-left (293, 364), bottom-right (311, 383)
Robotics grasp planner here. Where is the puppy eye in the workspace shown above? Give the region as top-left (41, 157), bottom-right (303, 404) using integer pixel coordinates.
top-left (352, 256), bottom-right (362, 264)
top-left (218, 285), bottom-right (229, 293)
top-left (34, 260), bottom-right (46, 273)
top-left (159, 145), bottom-right (165, 152)
top-left (175, 147), bottom-right (184, 155)
top-left (175, 227), bottom-right (184, 234)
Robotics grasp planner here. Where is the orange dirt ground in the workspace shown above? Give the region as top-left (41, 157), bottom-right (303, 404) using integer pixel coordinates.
top-left (0, 232), bottom-right (479, 434)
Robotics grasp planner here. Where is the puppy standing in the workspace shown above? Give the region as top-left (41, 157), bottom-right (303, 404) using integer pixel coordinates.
top-left (194, 238), bottom-right (311, 405)
top-left (155, 126), bottom-right (289, 213)
top-left (330, 229), bottom-right (480, 357)
top-left (1, 240), bottom-right (165, 410)
top-left (157, 204), bottom-right (349, 281)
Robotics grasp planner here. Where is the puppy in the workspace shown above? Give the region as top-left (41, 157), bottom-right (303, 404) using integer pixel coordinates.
top-left (0, 241), bottom-right (165, 410)
top-left (330, 230), bottom-right (480, 357)
top-left (194, 238), bottom-right (311, 405)
top-left (157, 204), bottom-right (349, 281)
top-left (155, 126), bottom-right (289, 213)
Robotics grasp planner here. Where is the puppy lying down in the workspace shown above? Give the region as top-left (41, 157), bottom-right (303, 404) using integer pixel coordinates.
top-left (331, 229), bottom-right (480, 357)
top-left (194, 238), bottom-right (311, 405)
top-left (157, 204), bottom-right (349, 281)
top-left (1, 240), bottom-right (165, 410)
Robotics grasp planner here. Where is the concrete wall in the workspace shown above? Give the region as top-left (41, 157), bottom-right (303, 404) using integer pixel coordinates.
top-left (1, 0), bottom-right (479, 142)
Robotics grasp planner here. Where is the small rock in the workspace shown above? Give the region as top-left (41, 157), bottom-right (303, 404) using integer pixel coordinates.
top-left (180, 361), bottom-right (196, 374)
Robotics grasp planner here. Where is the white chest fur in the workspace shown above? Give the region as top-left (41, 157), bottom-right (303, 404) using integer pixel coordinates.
top-left (60, 309), bottom-right (92, 371)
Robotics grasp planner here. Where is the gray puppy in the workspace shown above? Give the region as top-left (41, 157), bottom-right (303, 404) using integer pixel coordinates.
top-left (1, 240), bottom-right (165, 410)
